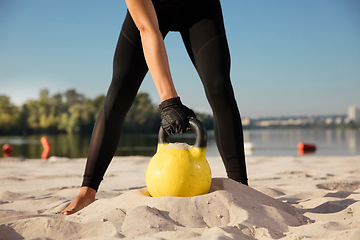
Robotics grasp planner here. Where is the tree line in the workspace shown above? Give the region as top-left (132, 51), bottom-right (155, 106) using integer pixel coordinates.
top-left (0, 89), bottom-right (214, 135)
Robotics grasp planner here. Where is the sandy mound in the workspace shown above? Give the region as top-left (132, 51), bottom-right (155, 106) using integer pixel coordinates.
top-left (1, 155), bottom-right (360, 239)
top-left (0, 178), bottom-right (305, 240)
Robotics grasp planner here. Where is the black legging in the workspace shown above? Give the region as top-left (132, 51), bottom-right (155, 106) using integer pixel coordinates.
top-left (82, 0), bottom-right (248, 191)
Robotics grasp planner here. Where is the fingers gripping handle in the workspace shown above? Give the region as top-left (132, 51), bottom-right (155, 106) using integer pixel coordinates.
top-left (158, 118), bottom-right (207, 148)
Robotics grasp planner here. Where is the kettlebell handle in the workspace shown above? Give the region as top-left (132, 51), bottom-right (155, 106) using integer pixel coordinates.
top-left (158, 118), bottom-right (207, 148)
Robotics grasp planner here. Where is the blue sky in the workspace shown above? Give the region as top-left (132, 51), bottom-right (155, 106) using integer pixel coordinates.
top-left (1, 0), bottom-right (359, 117)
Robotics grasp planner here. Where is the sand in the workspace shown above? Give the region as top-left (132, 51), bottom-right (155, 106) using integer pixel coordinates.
top-left (0, 155), bottom-right (359, 240)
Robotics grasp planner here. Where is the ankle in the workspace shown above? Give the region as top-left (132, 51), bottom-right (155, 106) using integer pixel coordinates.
top-left (79, 186), bottom-right (96, 199)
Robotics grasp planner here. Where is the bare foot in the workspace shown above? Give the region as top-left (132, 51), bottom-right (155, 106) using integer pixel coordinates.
top-left (58, 186), bottom-right (96, 215)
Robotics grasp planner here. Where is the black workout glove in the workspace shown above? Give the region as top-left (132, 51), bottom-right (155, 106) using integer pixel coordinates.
top-left (159, 97), bottom-right (196, 135)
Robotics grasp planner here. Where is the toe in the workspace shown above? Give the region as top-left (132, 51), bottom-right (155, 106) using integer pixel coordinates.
top-left (63, 209), bottom-right (75, 215)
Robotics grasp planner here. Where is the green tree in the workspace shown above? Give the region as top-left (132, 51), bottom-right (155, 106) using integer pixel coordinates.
top-left (64, 89), bottom-right (85, 107)
top-left (195, 112), bottom-right (214, 130)
top-left (2, 89), bottom-right (214, 135)
top-left (65, 101), bottom-right (96, 134)
top-left (22, 89), bottom-right (64, 133)
top-left (91, 94), bottom-right (105, 118)
top-left (0, 95), bottom-right (22, 134)
top-left (24, 99), bottom-right (41, 132)
top-left (50, 93), bottom-right (65, 116)
top-left (123, 93), bottom-right (161, 133)
top-left (38, 89), bottom-right (59, 132)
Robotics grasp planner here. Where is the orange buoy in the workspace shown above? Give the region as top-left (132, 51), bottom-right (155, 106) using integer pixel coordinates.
top-left (2, 144), bottom-right (13, 157)
top-left (297, 142), bottom-right (316, 155)
top-left (41, 136), bottom-right (51, 159)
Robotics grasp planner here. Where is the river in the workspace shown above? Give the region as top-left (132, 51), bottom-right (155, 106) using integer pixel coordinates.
top-left (1, 129), bottom-right (359, 159)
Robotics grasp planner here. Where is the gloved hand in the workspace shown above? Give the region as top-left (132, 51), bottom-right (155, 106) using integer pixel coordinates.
top-left (159, 97), bottom-right (196, 135)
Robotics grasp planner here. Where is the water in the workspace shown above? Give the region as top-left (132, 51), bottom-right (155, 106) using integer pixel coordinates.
top-left (0, 129), bottom-right (359, 159)
top-left (242, 129), bottom-right (360, 156)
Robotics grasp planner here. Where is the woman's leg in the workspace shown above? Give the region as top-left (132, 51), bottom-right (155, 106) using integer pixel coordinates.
top-left (82, 12), bottom-right (150, 191)
top-left (59, 12), bottom-right (154, 214)
top-left (180, 5), bottom-right (248, 185)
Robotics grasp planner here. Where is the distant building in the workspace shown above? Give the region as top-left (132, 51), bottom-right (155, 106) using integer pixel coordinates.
top-left (325, 117), bottom-right (333, 124)
top-left (242, 118), bottom-right (251, 126)
top-left (348, 105), bottom-right (360, 123)
top-left (335, 117), bottom-right (343, 125)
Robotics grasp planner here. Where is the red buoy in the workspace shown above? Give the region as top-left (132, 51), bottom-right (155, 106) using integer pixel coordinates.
top-left (41, 136), bottom-right (51, 159)
top-left (297, 142), bottom-right (316, 155)
top-left (2, 144), bottom-right (13, 157)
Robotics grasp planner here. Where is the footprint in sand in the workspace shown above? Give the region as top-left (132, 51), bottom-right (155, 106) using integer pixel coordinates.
top-left (0, 191), bottom-right (24, 201)
top-left (305, 199), bottom-right (358, 214)
top-left (316, 181), bottom-right (360, 191)
top-left (324, 191), bottom-right (356, 199)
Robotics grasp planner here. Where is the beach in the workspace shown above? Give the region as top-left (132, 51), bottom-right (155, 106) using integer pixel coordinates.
top-left (0, 155), bottom-right (359, 239)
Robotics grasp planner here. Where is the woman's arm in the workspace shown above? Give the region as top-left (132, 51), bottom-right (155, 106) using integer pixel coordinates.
top-left (125, 0), bottom-right (196, 135)
top-left (125, 0), bottom-right (177, 102)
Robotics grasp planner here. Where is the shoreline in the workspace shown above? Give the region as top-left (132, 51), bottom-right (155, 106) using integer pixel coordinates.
top-left (1, 155), bottom-right (360, 239)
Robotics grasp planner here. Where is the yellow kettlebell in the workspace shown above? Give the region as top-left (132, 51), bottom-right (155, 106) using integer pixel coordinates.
top-left (146, 118), bottom-right (212, 197)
